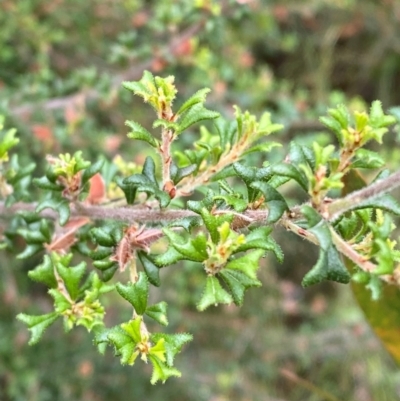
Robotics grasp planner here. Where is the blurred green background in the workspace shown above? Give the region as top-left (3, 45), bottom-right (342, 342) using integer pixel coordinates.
top-left (1, 0), bottom-right (400, 400)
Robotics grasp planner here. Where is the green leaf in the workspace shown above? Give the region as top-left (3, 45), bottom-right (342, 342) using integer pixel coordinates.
top-left (225, 249), bottom-right (264, 280)
top-left (219, 269), bottom-right (261, 306)
top-left (145, 302), bottom-right (168, 326)
top-left (197, 276), bottom-right (233, 311)
top-left (351, 149), bottom-right (385, 169)
top-left (90, 247), bottom-right (113, 261)
top-left (163, 228), bottom-right (207, 262)
top-left (115, 176), bottom-right (137, 204)
top-left (176, 88), bottom-right (211, 116)
top-left (236, 227), bottom-right (284, 262)
top-left (120, 317), bottom-right (143, 344)
top-left (56, 261), bottom-right (86, 301)
top-left (141, 156), bottom-right (158, 185)
top-left (354, 194), bottom-right (400, 217)
top-left (243, 142), bottom-right (281, 156)
top-left (93, 259), bottom-right (117, 270)
top-left (90, 227), bottom-right (117, 247)
top-left (126, 120), bottom-right (158, 147)
top-left (33, 176), bottom-right (63, 191)
top-left (196, 207), bottom-right (233, 244)
top-left (154, 246), bottom-right (186, 267)
top-left (213, 194), bottom-right (248, 213)
top-left (302, 244), bottom-right (351, 287)
top-left (36, 198), bottom-right (70, 226)
top-left (116, 272), bottom-right (149, 315)
top-left (17, 228), bottom-right (48, 244)
top-left (28, 255), bottom-right (57, 288)
top-left (149, 355), bottom-right (181, 384)
top-left (17, 244), bottom-right (43, 259)
top-left (250, 181), bottom-right (289, 224)
top-left (107, 326), bottom-right (138, 365)
top-left (81, 159), bottom-right (105, 185)
top-left (49, 289), bottom-right (72, 314)
top-left (270, 163), bottom-right (308, 192)
top-left (151, 333), bottom-right (192, 367)
top-left (176, 104), bottom-right (220, 133)
top-left (138, 251), bottom-right (161, 287)
top-left (170, 163), bottom-right (197, 185)
top-left (17, 312), bottom-right (59, 345)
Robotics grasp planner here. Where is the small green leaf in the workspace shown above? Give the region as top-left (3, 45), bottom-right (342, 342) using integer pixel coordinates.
top-left (270, 163), bottom-right (308, 192)
top-left (151, 333), bottom-right (192, 367)
top-left (81, 159), bottom-right (105, 185)
top-left (107, 326), bottom-right (138, 365)
top-left (138, 251), bottom-right (161, 287)
top-left (28, 255), bottom-right (57, 288)
top-left (90, 247), bottom-right (113, 261)
top-left (176, 88), bottom-right (211, 116)
top-left (219, 269), bottom-right (261, 306)
top-left (237, 227), bottom-right (283, 262)
top-left (115, 176), bottom-right (137, 204)
top-left (56, 261), bottom-right (86, 301)
top-left (302, 244), bottom-right (351, 287)
top-left (116, 272), bottom-right (149, 315)
top-left (33, 176), bottom-right (63, 191)
top-left (91, 227), bottom-right (117, 247)
top-left (177, 104), bottom-right (220, 133)
top-left (126, 120), bottom-right (158, 147)
top-left (197, 276), bottom-right (233, 311)
top-left (225, 249), bottom-right (264, 280)
top-left (351, 149), bottom-right (385, 169)
top-left (154, 246), bottom-right (186, 267)
top-left (145, 302), bottom-right (168, 326)
top-left (141, 156), bottom-right (158, 185)
top-left (17, 244), bottom-right (43, 259)
top-left (17, 312), bottom-right (59, 345)
top-left (163, 228), bottom-right (207, 262)
top-left (149, 355), bottom-right (181, 384)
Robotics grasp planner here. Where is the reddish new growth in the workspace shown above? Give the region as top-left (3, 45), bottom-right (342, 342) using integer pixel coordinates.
top-left (110, 225), bottom-right (164, 272)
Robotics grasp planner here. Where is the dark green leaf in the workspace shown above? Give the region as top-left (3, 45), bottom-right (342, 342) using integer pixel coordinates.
top-left (250, 181), bottom-right (288, 223)
top-left (138, 251), bottom-right (161, 287)
top-left (33, 176), bottom-right (63, 191)
top-left (302, 244), bottom-right (351, 287)
top-left (81, 159), bottom-right (105, 185)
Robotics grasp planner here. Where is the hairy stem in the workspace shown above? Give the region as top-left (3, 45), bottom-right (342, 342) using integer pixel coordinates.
top-left (327, 169), bottom-right (400, 221)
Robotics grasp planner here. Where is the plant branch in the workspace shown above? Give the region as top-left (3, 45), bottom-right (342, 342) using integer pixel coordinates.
top-left (327, 169), bottom-right (400, 221)
top-left (0, 201), bottom-right (269, 225)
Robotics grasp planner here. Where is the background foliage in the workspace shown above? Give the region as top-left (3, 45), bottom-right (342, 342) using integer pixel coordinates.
top-left (1, 0), bottom-right (400, 400)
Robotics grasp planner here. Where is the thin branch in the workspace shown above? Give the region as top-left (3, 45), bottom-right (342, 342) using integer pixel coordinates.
top-left (0, 201), bottom-right (269, 225)
top-left (327, 169), bottom-right (400, 221)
